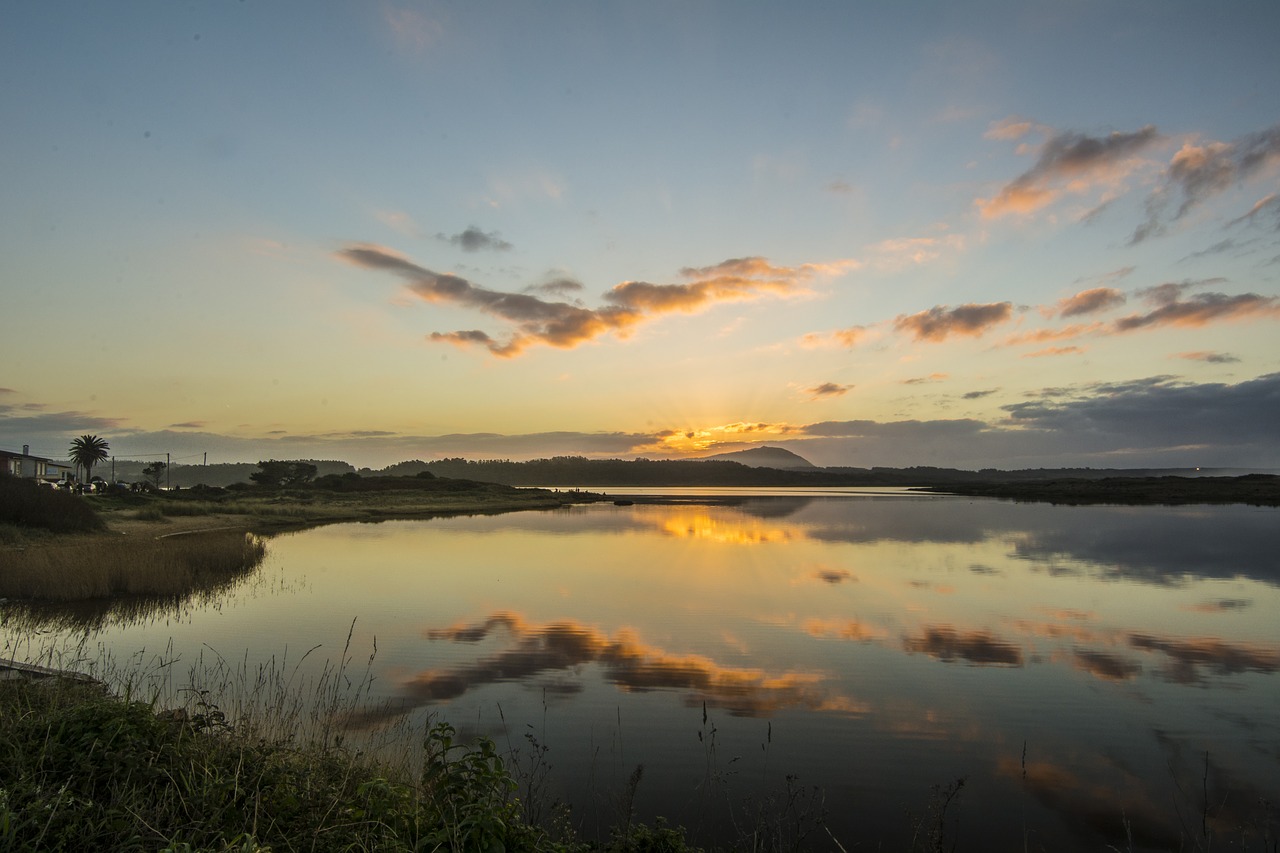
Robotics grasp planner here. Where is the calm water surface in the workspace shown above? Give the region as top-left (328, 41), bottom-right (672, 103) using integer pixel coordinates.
top-left (8, 492), bottom-right (1279, 851)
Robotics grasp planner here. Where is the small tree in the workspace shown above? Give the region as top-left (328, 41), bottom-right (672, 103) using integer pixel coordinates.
top-left (250, 460), bottom-right (318, 487)
top-left (142, 461), bottom-right (167, 490)
top-left (69, 435), bottom-right (110, 484)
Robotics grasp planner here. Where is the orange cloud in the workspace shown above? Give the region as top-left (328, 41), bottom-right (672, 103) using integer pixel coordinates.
top-left (800, 325), bottom-right (869, 349)
top-left (1022, 346), bottom-right (1085, 358)
top-left (978, 125), bottom-right (1160, 219)
top-left (1113, 291), bottom-right (1280, 332)
top-left (412, 611), bottom-right (834, 717)
top-left (1132, 123), bottom-right (1280, 242)
top-left (894, 302), bottom-right (1013, 342)
top-left (339, 245), bottom-right (854, 357)
top-left (803, 618), bottom-right (886, 643)
top-left (1055, 287), bottom-right (1126, 318)
top-left (1003, 323), bottom-right (1105, 347)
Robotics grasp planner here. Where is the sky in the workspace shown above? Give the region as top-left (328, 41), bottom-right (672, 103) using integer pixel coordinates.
top-left (2, 2), bottom-right (1279, 471)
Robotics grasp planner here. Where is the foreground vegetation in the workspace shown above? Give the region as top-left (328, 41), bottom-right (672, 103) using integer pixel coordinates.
top-left (0, 673), bottom-right (719, 853)
top-left (0, 675), bottom-right (546, 852)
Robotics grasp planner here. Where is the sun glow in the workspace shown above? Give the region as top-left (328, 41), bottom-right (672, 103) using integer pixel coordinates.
top-left (658, 510), bottom-right (796, 545)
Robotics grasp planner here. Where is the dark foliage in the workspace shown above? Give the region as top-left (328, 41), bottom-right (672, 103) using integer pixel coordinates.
top-left (0, 475), bottom-right (103, 533)
top-left (249, 460), bottom-right (319, 487)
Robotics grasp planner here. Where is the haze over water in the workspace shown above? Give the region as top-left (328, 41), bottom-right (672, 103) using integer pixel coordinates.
top-left (8, 491), bottom-right (1278, 851)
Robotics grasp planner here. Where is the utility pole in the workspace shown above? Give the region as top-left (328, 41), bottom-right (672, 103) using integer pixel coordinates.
top-left (166, 452), bottom-right (170, 490)
top-left (203, 452), bottom-right (207, 466)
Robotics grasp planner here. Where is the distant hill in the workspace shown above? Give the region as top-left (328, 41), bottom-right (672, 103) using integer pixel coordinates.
top-left (697, 446), bottom-right (815, 469)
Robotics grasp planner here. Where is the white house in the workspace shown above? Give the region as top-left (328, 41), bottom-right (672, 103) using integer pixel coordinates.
top-left (0, 446), bottom-right (77, 484)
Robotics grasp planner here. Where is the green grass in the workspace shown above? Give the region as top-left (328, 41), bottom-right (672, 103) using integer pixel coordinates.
top-left (0, 674), bottom-right (708, 853)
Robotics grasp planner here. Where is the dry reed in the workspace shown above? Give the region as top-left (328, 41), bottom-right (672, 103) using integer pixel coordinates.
top-left (0, 529), bottom-right (267, 600)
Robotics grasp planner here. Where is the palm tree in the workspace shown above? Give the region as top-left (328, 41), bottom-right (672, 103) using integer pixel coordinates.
top-left (69, 434), bottom-right (110, 484)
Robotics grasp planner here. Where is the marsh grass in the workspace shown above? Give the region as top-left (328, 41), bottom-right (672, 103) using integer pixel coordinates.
top-left (0, 530), bottom-right (266, 601)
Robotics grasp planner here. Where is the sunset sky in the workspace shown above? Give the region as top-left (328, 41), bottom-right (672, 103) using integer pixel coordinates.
top-left (3, 2), bottom-right (1278, 470)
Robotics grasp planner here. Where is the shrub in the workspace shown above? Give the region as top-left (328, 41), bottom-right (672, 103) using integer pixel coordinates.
top-left (0, 474), bottom-right (103, 533)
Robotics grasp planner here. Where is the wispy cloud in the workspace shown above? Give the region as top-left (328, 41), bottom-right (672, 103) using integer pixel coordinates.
top-left (902, 373), bottom-right (949, 385)
top-left (806, 382), bottom-right (852, 400)
top-left (800, 325), bottom-right (869, 349)
top-left (436, 225), bottom-right (512, 252)
top-left (1173, 351), bottom-right (1239, 364)
top-left (978, 125), bottom-right (1161, 219)
top-left (1022, 346), bottom-right (1085, 358)
top-left (1054, 287), bottom-right (1126, 318)
top-left (1114, 286), bottom-right (1280, 332)
top-left (1226, 192), bottom-right (1280, 229)
top-left (383, 6), bottom-right (443, 53)
top-left (894, 302), bottom-right (1013, 342)
top-left (1132, 123), bottom-right (1280, 243)
top-left (339, 244), bottom-right (854, 357)
top-left (865, 234), bottom-right (964, 271)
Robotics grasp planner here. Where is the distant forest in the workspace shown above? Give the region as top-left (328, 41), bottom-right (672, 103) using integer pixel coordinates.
top-left (104, 455), bottom-right (1221, 489)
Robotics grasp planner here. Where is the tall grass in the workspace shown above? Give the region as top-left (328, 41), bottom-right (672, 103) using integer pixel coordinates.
top-left (0, 530), bottom-right (266, 600)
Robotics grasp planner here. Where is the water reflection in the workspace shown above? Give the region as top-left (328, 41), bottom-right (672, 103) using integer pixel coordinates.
top-left (5, 495), bottom-right (1277, 851)
top-left (410, 611), bottom-right (837, 718)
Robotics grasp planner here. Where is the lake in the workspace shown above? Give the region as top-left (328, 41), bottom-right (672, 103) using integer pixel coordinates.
top-left (6, 491), bottom-right (1279, 851)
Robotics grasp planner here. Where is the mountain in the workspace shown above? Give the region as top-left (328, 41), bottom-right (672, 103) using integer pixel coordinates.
top-left (696, 446), bottom-right (815, 469)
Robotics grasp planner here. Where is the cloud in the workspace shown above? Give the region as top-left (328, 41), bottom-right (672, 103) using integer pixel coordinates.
top-left (894, 302), bottom-right (1013, 342)
top-left (984, 116), bottom-right (1039, 141)
top-left (1072, 649), bottom-right (1141, 682)
top-left (404, 612), bottom-right (835, 717)
top-left (1055, 287), bottom-right (1126, 318)
top-left (1173, 351), bottom-right (1239, 364)
top-left (902, 373), bottom-right (948, 385)
top-left (803, 618), bottom-right (885, 642)
top-left (524, 277), bottom-right (584, 298)
top-left (811, 567), bottom-right (853, 584)
top-left (0, 405), bottom-right (124, 439)
top-left (1129, 633), bottom-right (1280, 684)
top-left (1002, 372), bottom-right (1280, 450)
top-left (902, 625), bottom-right (1023, 666)
top-left (864, 235), bottom-right (964, 271)
top-left (1182, 598), bottom-right (1252, 613)
top-left (1226, 192), bottom-right (1280, 230)
top-left (800, 325), bottom-right (869, 349)
top-left (1022, 346), bottom-right (1085, 358)
top-left (1181, 238), bottom-right (1243, 261)
top-left (168, 421), bottom-right (206, 429)
top-left (339, 244), bottom-right (851, 357)
top-left (1003, 323), bottom-right (1105, 347)
top-left (437, 225), bottom-right (512, 252)
top-left (1132, 123), bottom-right (1280, 243)
top-left (1113, 290), bottom-right (1280, 332)
top-left (384, 7), bottom-right (443, 52)
top-left (978, 125), bottom-right (1161, 218)
top-left (375, 210), bottom-right (419, 236)
top-left (962, 389), bottom-right (998, 400)
top-left (806, 382), bottom-right (851, 400)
